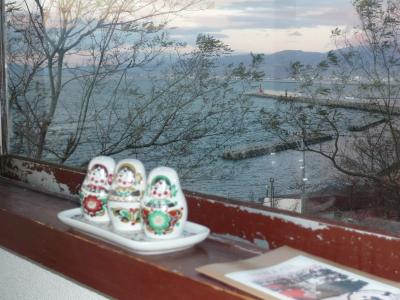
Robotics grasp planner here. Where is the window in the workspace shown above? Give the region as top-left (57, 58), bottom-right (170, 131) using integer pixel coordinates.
top-left (0, 0), bottom-right (6, 155)
top-left (3, 0), bottom-right (400, 231)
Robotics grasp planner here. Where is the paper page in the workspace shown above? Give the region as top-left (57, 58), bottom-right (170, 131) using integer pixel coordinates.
top-left (225, 255), bottom-right (400, 300)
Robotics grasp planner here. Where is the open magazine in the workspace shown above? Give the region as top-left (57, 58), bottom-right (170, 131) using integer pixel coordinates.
top-left (226, 255), bottom-right (400, 300)
top-left (197, 246), bottom-right (400, 300)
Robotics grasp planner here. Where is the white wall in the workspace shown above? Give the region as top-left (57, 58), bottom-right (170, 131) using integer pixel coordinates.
top-left (0, 247), bottom-right (109, 300)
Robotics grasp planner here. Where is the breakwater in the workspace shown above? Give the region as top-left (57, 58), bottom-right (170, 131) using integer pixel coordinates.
top-left (348, 118), bottom-right (386, 132)
top-left (223, 134), bottom-right (333, 160)
top-left (249, 92), bottom-right (400, 115)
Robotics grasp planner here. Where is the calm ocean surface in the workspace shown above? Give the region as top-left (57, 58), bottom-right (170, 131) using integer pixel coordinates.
top-left (12, 79), bottom-right (376, 201)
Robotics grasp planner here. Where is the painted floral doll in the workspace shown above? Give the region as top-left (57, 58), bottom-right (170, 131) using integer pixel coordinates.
top-left (79, 156), bottom-right (115, 223)
top-left (108, 159), bottom-right (146, 231)
top-left (142, 167), bottom-right (187, 239)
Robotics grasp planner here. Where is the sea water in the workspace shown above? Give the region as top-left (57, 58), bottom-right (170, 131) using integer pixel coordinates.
top-left (10, 79), bottom-right (379, 201)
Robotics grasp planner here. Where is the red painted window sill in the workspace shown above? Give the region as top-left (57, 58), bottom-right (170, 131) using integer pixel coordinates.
top-left (0, 178), bottom-right (261, 299)
top-left (2, 156), bottom-right (400, 299)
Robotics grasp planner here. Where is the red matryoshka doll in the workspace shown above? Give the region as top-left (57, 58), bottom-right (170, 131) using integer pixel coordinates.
top-left (79, 156), bottom-right (115, 223)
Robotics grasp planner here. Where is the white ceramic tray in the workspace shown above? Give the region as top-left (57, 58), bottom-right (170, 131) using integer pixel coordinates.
top-left (58, 208), bottom-right (210, 255)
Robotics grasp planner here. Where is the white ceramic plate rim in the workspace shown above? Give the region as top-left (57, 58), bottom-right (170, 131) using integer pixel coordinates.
top-left (58, 208), bottom-right (210, 255)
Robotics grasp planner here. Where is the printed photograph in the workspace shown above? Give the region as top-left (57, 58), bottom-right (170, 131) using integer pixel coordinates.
top-left (226, 256), bottom-right (400, 300)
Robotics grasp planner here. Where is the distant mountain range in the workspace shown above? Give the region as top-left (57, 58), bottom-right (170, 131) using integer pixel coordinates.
top-left (9, 49), bottom-right (328, 80)
top-left (222, 50), bottom-right (326, 79)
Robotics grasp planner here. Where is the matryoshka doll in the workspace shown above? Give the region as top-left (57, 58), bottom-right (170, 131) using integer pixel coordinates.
top-left (79, 156), bottom-right (115, 223)
top-left (108, 159), bottom-right (146, 231)
top-left (142, 167), bottom-right (187, 239)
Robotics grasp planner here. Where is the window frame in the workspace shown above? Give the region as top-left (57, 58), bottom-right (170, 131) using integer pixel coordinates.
top-left (0, 0), bottom-right (8, 156)
top-left (2, 154), bottom-right (400, 287)
top-left (1, 1), bottom-right (400, 288)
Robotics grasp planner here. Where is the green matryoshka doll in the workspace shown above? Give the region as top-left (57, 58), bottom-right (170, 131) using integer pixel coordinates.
top-left (141, 167), bottom-right (187, 239)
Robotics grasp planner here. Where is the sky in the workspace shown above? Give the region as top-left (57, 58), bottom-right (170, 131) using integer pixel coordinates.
top-left (168, 0), bottom-right (358, 54)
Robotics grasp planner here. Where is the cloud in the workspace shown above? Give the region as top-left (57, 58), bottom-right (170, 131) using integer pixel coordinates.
top-left (209, 33), bottom-right (229, 39)
top-left (168, 0), bottom-right (359, 52)
top-left (220, 26), bottom-right (340, 54)
top-left (168, 26), bottom-right (230, 47)
top-left (169, 26), bottom-right (224, 37)
top-left (289, 31), bottom-right (302, 37)
top-left (217, 0), bottom-right (350, 11)
top-left (180, 0), bottom-right (357, 30)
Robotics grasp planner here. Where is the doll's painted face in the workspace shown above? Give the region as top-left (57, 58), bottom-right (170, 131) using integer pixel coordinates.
top-left (151, 179), bottom-right (171, 199)
top-left (116, 166), bottom-right (136, 188)
top-left (88, 164), bottom-right (108, 185)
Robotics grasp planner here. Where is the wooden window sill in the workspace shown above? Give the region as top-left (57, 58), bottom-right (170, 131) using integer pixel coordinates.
top-left (2, 155), bottom-right (400, 298)
top-left (0, 178), bottom-right (262, 299)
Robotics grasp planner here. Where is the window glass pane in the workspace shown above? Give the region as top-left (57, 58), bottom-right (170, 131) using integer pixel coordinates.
top-left (6, 0), bottom-right (400, 230)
